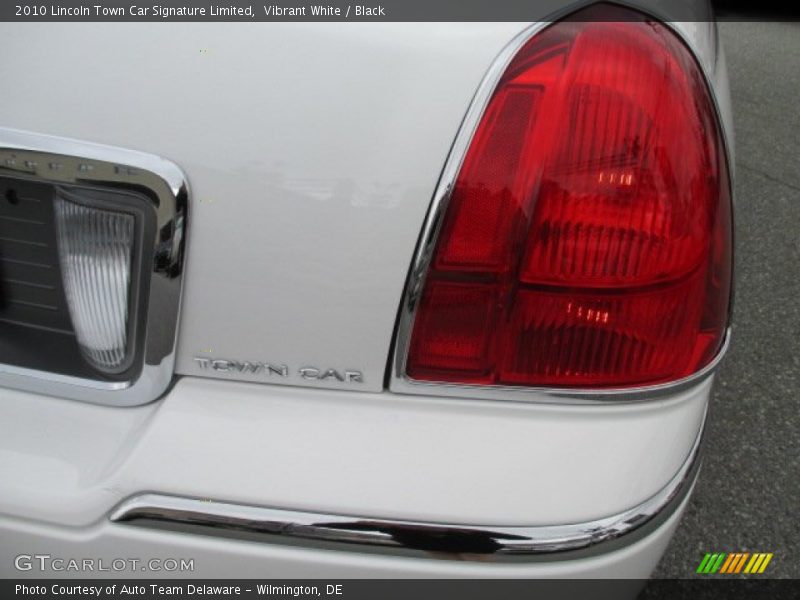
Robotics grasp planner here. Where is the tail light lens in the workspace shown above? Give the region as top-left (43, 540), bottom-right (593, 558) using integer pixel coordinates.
top-left (406, 6), bottom-right (732, 389)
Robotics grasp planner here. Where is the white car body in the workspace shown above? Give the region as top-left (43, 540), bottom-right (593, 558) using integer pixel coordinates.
top-left (0, 14), bottom-right (733, 580)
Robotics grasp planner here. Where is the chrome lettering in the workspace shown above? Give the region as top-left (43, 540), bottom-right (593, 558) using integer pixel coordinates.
top-left (194, 357), bottom-right (363, 384)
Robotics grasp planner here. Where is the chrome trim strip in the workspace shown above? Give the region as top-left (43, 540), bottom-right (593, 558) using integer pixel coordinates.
top-left (388, 9), bottom-right (734, 406)
top-left (0, 128), bottom-right (188, 406)
top-left (110, 416), bottom-right (703, 559)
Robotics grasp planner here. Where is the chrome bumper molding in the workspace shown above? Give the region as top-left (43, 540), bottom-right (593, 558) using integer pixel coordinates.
top-left (109, 414), bottom-right (704, 560)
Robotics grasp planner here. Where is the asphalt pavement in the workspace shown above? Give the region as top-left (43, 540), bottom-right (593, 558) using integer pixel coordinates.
top-left (650, 19), bottom-right (800, 580)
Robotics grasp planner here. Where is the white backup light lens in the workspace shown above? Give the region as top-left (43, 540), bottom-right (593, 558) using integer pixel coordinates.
top-left (54, 190), bottom-right (135, 372)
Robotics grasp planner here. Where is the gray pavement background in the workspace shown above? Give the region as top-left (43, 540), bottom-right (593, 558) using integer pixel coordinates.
top-left (652, 19), bottom-right (800, 579)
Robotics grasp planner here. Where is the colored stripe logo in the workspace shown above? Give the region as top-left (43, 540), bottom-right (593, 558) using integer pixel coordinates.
top-left (696, 552), bottom-right (773, 574)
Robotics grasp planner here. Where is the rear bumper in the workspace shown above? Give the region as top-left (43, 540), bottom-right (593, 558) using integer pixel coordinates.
top-left (0, 375), bottom-right (711, 578)
top-left (1, 488), bottom-right (693, 578)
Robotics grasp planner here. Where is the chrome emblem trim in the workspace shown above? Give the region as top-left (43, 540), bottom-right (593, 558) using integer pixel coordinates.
top-left (193, 358), bottom-right (289, 377)
top-left (193, 357), bottom-right (364, 384)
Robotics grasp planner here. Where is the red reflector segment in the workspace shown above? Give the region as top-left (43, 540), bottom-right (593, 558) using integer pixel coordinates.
top-left (408, 282), bottom-right (498, 381)
top-left (435, 87), bottom-right (542, 272)
top-left (406, 6), bottom-right (732, 389)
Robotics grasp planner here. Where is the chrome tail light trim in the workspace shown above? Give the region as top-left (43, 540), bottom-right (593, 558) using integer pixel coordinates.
top-left (387, 14), bottom-right (734, 405)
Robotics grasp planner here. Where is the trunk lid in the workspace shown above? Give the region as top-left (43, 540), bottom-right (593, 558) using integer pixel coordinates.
top-left (0, 23), bottom-right (525, 391)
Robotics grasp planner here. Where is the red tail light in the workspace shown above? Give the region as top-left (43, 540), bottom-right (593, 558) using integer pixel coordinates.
top-left (406, 6), bottom-right (732, 389)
